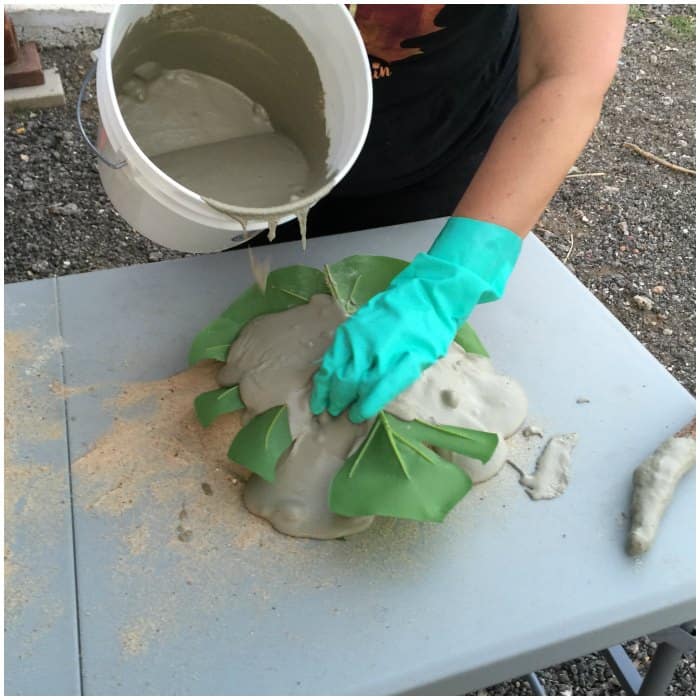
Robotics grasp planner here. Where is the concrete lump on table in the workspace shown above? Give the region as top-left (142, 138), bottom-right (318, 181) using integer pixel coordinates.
top-left (217, 294), bottom-right (529, 539)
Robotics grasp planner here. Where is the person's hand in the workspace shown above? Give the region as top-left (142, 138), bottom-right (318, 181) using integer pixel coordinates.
top-left (310, 217), bottom-right (522, 423)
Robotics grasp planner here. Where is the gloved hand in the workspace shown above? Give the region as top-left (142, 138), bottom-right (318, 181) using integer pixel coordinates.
top-left (311, 217), bottom-right (523, 423)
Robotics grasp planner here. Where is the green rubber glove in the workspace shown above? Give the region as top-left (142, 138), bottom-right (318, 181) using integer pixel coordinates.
top-left (311, 217), bottom-right (522, 423)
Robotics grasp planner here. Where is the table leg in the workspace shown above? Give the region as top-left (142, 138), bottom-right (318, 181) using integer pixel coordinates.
top-left (602, 645), bottom-right (642, 695)
top-left (525, 672), bottom-right (547, 695)
top-left (638, 643), bottom-right (684, 696)
top-left (603, 621), bottom-right (695, 696)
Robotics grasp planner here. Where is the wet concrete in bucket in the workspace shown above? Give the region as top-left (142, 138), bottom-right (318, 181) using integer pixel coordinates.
top-left (112, 4), bottom-right (330, 246)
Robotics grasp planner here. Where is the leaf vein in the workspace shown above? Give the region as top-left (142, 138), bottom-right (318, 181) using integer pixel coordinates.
top-left (380, 412), bottom-right (411, 478)
top-left (347, 418), bottom-right (381, 478)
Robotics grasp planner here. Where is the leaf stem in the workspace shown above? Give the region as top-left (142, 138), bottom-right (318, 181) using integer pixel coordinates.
top-left (216, 386), bottom-right (242, 403)
top-left (393, 431), bottom-right (439, 463)
top-left (347, 274), bottom-right (362, 309)
top-left (323, 264), bottom-right (344, 309)
top-left (277, 287), bottom-right (311, 302)
top-left (265, 407), bottom-right (284, 450)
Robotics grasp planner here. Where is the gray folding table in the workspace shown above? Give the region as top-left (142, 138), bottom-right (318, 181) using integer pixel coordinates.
top-left (5, 218), bottom-right (695, 695)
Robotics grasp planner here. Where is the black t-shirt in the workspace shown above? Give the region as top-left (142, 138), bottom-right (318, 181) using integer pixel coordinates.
top-left (336, 4), bottom-right (520, 196)
top-left (255, 5), bottom-right (520, 242)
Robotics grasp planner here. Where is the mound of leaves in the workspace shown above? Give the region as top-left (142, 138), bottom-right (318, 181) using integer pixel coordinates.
top-left (190, 255), bottom-right (497, 523)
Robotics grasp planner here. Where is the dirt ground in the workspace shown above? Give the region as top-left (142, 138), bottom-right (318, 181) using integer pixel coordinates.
top-left (3, 4), bottom-right (696, 696)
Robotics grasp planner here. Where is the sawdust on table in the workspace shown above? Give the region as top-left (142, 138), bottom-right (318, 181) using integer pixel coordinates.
top-left (6, 320), bottom-right (538, 663)
top-left (5, 330), bottom-right (69, 643)
top-left (49, 379), bottom-right (96, 398)
top-left (5, 330), bottom-right (66, 444)
top-left (72, 361), bottom-right (249, 516)
top-left (70, 361), bottom-right (342, 656)
top-left (61, 349), bottom-right (536, 659)
top-left (69, 359), bottom-right (455, 658)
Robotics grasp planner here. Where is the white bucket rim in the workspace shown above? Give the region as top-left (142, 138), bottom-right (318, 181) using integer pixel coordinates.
top-left (101, 3), bottom-right (373, 219)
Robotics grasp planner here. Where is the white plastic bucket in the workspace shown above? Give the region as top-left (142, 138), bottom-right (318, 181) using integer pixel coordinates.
top-left (89, 4), bottom-right (372, 253)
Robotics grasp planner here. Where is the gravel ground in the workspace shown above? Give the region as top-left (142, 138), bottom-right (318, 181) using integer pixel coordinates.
top-left (4, 5), bottom-right (695, 696)
top-left (537, 4), bottom-right (696, 397)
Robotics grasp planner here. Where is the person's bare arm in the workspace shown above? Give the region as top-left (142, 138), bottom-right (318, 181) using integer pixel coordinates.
top-left (453, 4), bottom-right (628, 237)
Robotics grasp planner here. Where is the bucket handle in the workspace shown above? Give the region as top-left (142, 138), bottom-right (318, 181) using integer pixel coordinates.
top-left (77, 60), bottom-right (127, 170)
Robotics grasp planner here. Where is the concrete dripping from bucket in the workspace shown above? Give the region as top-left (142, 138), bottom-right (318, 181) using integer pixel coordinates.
top-left (203, 196), bottom-right (314, 251)
top-left (109, 4), bottom-right (338, 252)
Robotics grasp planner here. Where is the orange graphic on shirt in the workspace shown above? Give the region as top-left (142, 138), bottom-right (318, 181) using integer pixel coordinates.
top-left (352, 4), bottom-right (445, 64)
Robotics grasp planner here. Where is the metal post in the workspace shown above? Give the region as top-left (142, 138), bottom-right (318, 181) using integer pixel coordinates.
top-left (525, 672), bottom-right (547, 696)
top-left (602, 621), bottom-right (695, 696)
top-left (602, 645), bottom-right (642, 695)
top-left (638, 643), bottom-right (684, 696)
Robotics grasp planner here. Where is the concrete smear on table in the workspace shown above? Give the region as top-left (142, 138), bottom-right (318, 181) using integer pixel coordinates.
top-left (518, 433), bottom-right (579, 500)
top-left (522, 424), bottom-right (545, 438)
top-left (5, 330), bottom-right (69, 649)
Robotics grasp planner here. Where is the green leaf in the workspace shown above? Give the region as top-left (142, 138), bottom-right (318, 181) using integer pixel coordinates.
top-left (189, 254), bottom-right (497, 526)
top-left (189, 318), bottom-right (242, 365)
top-left (385, 414), bottom-right (498, 463)
top-left (455, 322), bottom-right (489, 358)
top-left (189, 257), bottom-right (490, 365)
top-left (189, 266), bottom-right (329, 366)
top-left (221, 265), bottom-right (329, 322)
top-left (194, 386), bottom-right (245, 427)
top-left (329, 412), bottom-right (472, 522)
top-left (325, 255), bottom-right (408, 314)
top-left (324, 256), bottom-right (489, 356)
top-left (227, 405), bottom-right (292, 482)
